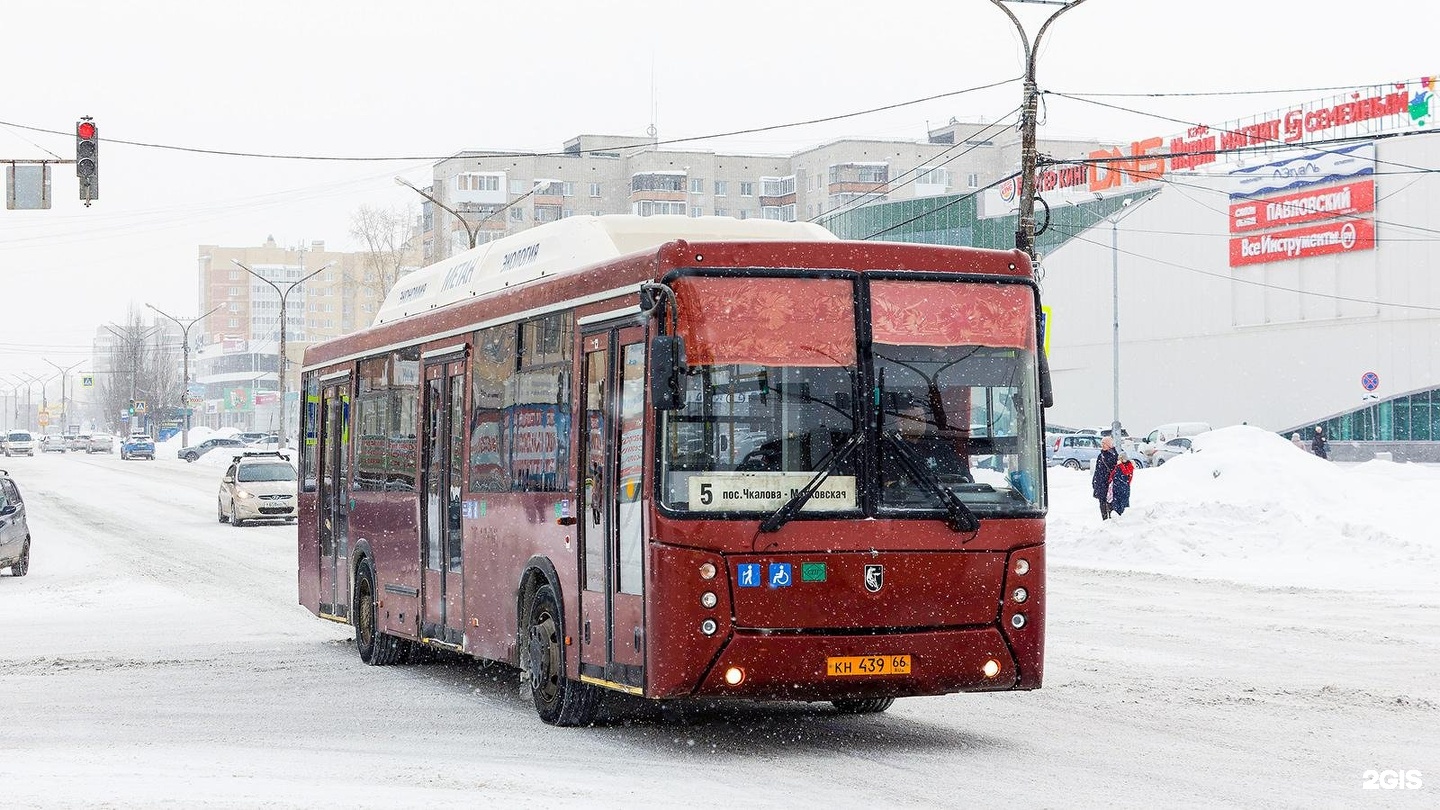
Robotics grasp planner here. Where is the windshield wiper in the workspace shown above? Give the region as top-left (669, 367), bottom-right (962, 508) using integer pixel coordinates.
top-left (758, 432), bottom-right (863, 533)
top-left (881, 431), bottom-right (981, 533)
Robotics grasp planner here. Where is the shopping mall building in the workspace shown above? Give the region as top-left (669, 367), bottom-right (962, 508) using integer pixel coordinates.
top-left (826, 79), bottom-right (1439, 459)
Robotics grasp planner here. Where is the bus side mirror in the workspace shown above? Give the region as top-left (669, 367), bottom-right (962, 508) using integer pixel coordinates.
top-left (650, 335), bottom-right (686, 411)
top-left (1038, 347), bottom-right (1055, 409)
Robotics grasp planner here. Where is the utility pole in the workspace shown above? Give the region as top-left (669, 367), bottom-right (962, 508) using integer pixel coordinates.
top-left (989, 0), bottom-right (1090, 259)
top-left (232, 259), bottom-right (334, 450)
top-left (146, 302), bottom-right (223, 450)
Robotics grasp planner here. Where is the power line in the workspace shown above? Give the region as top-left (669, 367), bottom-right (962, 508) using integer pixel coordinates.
top-left (0, 77), bottom-right (1022, 164)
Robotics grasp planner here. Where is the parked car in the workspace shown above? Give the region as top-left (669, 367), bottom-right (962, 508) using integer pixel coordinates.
top-left (1140, 422), bottom-right (1212, 465)
top-left (1150, 436), bottom-right (1196, 466)
top-left (64, 433), bottom-right (86, 452)
top-left (3, 431), bottom-right (37, 457)
top-left (86, 434), bottom-right (115, 454)
top-left (40, 434), bottom-right (68, 453)
top-left (241, 432), bottom-right (281, 447)
top-left (0, 467), bottom-right (31, 576)
top-left (1047, 433), bottom-right (1104, 469)
top-left (217, 452), bottom-right (297, 526)
top-left (121, 433), bottom-right (155, 461)
top-left (178, 437), bottom-right (247, 463)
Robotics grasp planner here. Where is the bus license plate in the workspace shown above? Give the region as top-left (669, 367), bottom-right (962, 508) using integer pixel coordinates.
top-left (826, 655), bottom-right (911, 677)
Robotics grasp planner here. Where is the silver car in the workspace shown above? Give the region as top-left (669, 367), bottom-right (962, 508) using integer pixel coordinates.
top-left (1047, 433), bottom-right (1103, 469)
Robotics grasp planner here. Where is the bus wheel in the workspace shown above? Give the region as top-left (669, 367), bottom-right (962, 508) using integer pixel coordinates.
top-left (832, 697), bottom-right (895, 714)
top-left (525, 583), bottom-right (599, 726)
top-left (355, 560), bottom-right (409, 666)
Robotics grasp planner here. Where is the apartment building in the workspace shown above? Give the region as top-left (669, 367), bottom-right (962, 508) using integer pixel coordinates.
top-left (417, 120), bottom-right (1106, 262)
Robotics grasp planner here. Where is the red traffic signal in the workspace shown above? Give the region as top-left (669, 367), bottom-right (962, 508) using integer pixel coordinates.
top-left (75, 116), bottom-right (99, 205)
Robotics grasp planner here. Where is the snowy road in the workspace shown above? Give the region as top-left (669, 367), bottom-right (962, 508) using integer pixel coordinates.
top-left (1, 446), bottom-right (1436, 808)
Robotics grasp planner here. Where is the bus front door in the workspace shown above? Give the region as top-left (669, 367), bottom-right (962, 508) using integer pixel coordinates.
top-left (420, 358), bottom-right (466, 647)
top-left (579, 326), bottom-right (647, 692)
top-left (318, 379), bottom-right (351, 619)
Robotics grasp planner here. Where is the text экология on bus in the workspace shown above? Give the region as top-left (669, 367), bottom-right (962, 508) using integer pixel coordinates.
top-left (297, 215), bottom-right (1050, 726)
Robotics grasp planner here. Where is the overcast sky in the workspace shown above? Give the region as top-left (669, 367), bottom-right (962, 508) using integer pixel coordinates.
top-left (2, 0), bottom-right (1435, 381)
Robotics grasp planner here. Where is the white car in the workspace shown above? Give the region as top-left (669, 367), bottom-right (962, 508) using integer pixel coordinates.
top-left (1150, 436), bottom-right (1196, 466)
top-left (217, 452), bottom-right (298, 526)
top-left (3, 431), bottom-right (37, 457)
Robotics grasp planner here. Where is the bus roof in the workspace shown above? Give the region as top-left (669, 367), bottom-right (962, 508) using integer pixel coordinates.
top-left (374, 214), bottom-right (837, 326)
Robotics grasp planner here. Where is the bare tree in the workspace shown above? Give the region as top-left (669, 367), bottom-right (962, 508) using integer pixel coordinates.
top-left (99, 307), bottom-right (178, 434)
top-left (349, 204), bottom-right (421, 301)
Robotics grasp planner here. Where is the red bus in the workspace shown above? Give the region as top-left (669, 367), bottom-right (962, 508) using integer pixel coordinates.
top-left (299, 215), bottom-right (1049, 725)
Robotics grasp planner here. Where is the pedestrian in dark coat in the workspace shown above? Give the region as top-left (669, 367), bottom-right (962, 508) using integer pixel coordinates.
top-left (1108, 453), bottom-right (1136, 516)
top-left (1092, 436), bottom-right (1119, 520)
top-left (1311, 426), bottom-right (1329, 460)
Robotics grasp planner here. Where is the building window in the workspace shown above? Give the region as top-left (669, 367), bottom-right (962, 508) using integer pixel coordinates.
top-left (633, 200), bottom-right (687, 216)
top-left (510, 207), bottom-right (524, 222)
top-left (228, 318), bottom-right (239, 328)
top-left (967, 173), bottom-right (980, 189)
top-left (459, 173), bottom-right (500, 191)
top-left (510, 179), bottom-right (527, 194)
top-left (563, 209), bottom-right (574, 218)
top-left (760, 176), bottom-right (795, 196)
top-left (228, 303), bottom-right (240, 313)
top-left (915, 167), bottom-right (949, 187)
top-left (739, 181), bottom-right (755, 197)
top-left (561, 181), bottom-right (574, 197)
top-left (781, 203), bottom-right (796, 221)
top-left (631, 174), bottom-right (685, 192)
top-left (690, 206), bottom-right (703, 217)
top-left (229, 287), bottom-right (241, 296)
top-left (714, 180), bottom-right (728, 197)
top-left (536, 205), bottom-right (561, 223)
top-left (715, 207), bottom-right (728, 217)
top-left (689, 178), bottom-right (704, 194)
top-left (229, 270), bottom-right (240, 280)
top-left (738, 210), bottom-right (749, 220)
top-left (590, 182), bottom-right (602, 198)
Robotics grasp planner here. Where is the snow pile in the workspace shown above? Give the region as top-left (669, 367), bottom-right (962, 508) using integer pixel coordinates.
top-left (1047, 425), bottom-right (1440, 590)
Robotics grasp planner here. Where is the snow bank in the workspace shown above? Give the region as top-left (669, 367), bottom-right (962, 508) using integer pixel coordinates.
top-left (1047, 425), bottom-right (1440, 591)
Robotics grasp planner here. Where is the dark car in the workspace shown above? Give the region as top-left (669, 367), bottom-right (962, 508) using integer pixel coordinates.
top-left (0, 468), bottom-right (31, 576)
top-left (178, 437), bottom-right (247, 463)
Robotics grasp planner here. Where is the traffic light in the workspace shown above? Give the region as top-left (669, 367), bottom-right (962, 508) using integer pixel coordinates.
top-left (76, 117), bottom-right (99, 205)
top-left (127, 399), bottom-right (135, 416)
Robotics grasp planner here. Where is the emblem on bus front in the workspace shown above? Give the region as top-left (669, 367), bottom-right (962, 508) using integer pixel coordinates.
top-left (863, 564), bottom-right (884, 593)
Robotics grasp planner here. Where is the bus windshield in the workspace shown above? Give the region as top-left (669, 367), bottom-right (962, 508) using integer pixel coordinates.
top-left (658, 273), bottom-right (1044, 518)
top-left (871, 279), bottom-right (1044, 515)
top-left (660, 275), bottom-right (859, 514)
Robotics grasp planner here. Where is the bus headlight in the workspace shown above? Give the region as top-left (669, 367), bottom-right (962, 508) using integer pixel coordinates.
top-left (700, 591), bottom-right (718, 609)
top-left (1014, 558), bottom-right (1030, 575)
top-left (724, 667), bottom-right (745, 686)
top-left (699, 562), bottom-right (717, 580)
top-left (982, 659), bottom-right (1001, 678)
top-left (1012, 587), bottom-right (1028, 604)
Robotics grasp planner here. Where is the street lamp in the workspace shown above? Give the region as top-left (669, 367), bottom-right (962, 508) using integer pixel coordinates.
top-left (395, 176), bottom-right (478, 251)
top-left (146, 302), bottom-right (223, 450)
top-left (232, 259), bottom-right (335, 450)
top-left (988, 0), bottom-right (1090, 259)
top-left (15, 373), bottom-right (44, 432)
top-left (1101, 192), bottom-right (1158, 442)
top-left (42, 360), bottom-right (84, 435)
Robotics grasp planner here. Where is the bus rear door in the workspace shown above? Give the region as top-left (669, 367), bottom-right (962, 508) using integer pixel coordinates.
top-left (420, 355), bottom-right (467, 647)
top-left (318, 376), bottom-right (351, 619)
top-left (579, 325), bottom-right (648, 692)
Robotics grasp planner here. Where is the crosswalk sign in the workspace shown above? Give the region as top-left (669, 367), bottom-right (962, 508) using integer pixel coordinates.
top-left (82, 375), bottom-right (94, 388)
